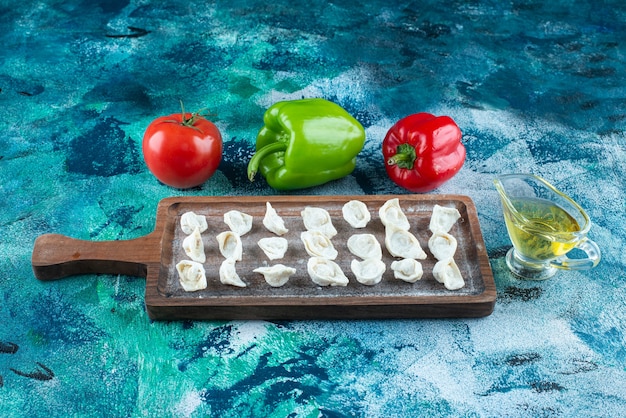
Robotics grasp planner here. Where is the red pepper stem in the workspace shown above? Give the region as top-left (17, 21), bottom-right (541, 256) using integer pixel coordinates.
top-left (387, 154), bottom-right (410, 166)
top-left (247, 142), bottom-right (288, 182)
top-left (387, 143), bottom-right (416, 170)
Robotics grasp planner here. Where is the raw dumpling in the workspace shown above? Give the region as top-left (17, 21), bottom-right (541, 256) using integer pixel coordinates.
top-left (180, 211), bottom-right (208, 235)
top-left (347, 234), bottom-right (382, 260)
top-left (176, 260), bottom-right (207, 292)
top-left (351, 258), bottom-right (386, 286)
top-left (219, 258), bottom-right (246, 287)
top-left (429, 204), bottom-right (461, 234)
top-left (428, 231), bottom-right (458, 261)
top-left (258, 237), bottom-right (289, 260)
top-left (307, 257), bottom-right (349, 287)
top-left (216, 231), bottom-right (243, 261)
top-left (224, 210), bottom-right (253, 236)
top-left (301, 231), bottom-right (338, 260)
top-left (182, 227), bottom-right (206, 263)
top-left (384, 226), bottom-right (427, 259)
top-left (433, 259), bottom-right (465, 290)
top-left (390, 259), bottom-right (423, 283)
top-left (253, 264), bottom-right (297, 287)
top-left (263, 202), bottom-right (288, 236)
top-left (379, 198), bottom-right (410, 231)
top-left (342, 200), bottom-right (371, 228)
top-left (301, 206), bottom-right (337, 238)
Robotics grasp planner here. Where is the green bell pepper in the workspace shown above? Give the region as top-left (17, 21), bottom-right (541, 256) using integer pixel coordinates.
top-left (247, 98), bottom-right (366, 190)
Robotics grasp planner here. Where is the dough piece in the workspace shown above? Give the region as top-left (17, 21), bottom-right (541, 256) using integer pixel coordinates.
top-left (351, 258), bottom-right (386, 286)
top-left (379, 198), bottom-right (410, 231)
top-left (180, 211), bottom-right (208, 235)
top-left (433, 259), bottom-right (465, 290)
top-left (216, 231), bottom-right (243, 261)
top-left (428, 231), bottom-right (458, 261)
top-left (253, 264), bottom-right (297, 287)
top-left (384, 226), bottom-right (427, 259)
top-left (224, 210), bottom-right (253, 236)
top-left (347, 234), bottom-right (382, 260)
top-left (307, 257), bottom-right (349, 287)
top-left (301, 231), bottom-right (338, 260)
top-left (301, 206), bottom-right (337, 238)
top-left (342, 200), bottom-right (371, 228)
top-left (390, 259), bottom-right (423, 283)
top-left (182, 227), bottom-right (206, 263)
top-left (263, 202), bottom-right (288, 236)
top-left (429, 204), bottom-right (461, 234)
top-left (258, 237), bottom-right (289, 260)
top-left (176, 260), bottom-right (207, 292)
top-left (219, 258), bottom-right (246, 287)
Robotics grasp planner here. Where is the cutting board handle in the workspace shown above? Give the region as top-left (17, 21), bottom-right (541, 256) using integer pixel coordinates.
top-left (32, 233), bottom-right (160, 281)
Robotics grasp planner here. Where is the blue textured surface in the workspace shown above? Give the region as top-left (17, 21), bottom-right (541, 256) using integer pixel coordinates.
top-left (1, 1), bottom-right (625, 416)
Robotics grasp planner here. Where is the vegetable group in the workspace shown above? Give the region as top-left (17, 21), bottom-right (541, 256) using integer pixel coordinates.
top-left (142, 105), bottom-right (222, 189)
top-left (247, 98), bottom-right (366, 190)
top-left (382, 113), bottom-right (465, 193)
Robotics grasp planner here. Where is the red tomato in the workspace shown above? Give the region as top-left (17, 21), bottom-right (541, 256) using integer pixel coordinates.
top-left (142, 111), bottom-right (222, 189)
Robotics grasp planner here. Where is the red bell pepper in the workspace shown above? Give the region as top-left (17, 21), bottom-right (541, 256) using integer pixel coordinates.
top-left (382, 113), bottom-right (466, 193)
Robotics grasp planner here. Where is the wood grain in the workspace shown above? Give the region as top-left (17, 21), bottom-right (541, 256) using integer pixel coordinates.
top-left (31, 233), bottom-right (161, 280)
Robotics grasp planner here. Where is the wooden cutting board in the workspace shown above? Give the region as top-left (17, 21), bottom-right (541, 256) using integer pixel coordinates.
top-left (32, 194), bottom-right (496, 320)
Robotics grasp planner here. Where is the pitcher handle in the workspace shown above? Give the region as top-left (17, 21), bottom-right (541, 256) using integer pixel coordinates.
top-left (550, 238), bottom-right (601, 271)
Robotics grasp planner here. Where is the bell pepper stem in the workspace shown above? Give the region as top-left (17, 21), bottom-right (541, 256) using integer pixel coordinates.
top-left (247, 142), bottom-right (288, 182)
top-left (387, 143), bottom-right (416, 170)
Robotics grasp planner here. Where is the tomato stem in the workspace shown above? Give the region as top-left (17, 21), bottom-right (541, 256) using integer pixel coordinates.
top-left (165, 100), bottom-right (217, 131)
top-left (179, 100), bottom-right (197, 127)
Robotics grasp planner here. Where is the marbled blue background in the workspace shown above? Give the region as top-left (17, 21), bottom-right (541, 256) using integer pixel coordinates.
top-left (1, 0), bottom-right (625, 416)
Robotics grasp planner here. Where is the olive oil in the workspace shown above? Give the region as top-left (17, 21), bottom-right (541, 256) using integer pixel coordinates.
top-left (503, 197), bottom-right (580, 261)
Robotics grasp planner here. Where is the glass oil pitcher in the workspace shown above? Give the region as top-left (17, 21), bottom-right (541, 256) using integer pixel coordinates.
top-left (494, 173), bottom-right (601, 280)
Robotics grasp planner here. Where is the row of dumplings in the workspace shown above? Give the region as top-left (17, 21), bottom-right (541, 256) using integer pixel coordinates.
top-left (176, 204), bottom-right (294, 290)
top-left (174, 198), bottom-right (464, 292)
top-left (360, 198), bottom-right (465, 290)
